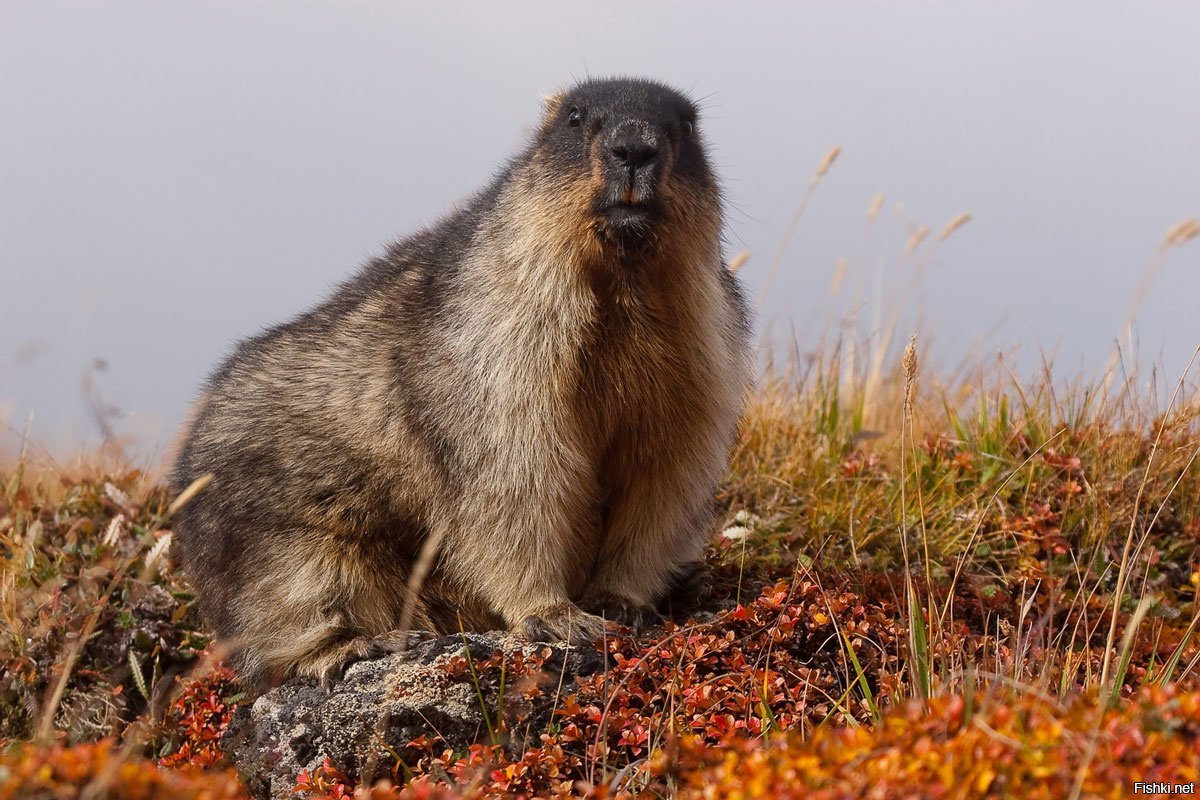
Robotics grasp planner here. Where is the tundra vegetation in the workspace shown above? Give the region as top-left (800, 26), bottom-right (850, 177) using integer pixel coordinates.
top-left (2, 158), bottom-right (1199, 798)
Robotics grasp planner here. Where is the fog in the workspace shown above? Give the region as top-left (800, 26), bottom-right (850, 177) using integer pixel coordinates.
top-left (2, 1), bottom-right (1198, 459)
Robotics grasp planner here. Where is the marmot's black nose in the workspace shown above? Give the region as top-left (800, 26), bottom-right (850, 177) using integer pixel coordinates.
top-left (608, 126), bottom-right (659, 170)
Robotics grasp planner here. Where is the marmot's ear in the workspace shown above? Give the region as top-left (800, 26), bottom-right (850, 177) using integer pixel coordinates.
top-left (538, 91), bottom-right (566, 120)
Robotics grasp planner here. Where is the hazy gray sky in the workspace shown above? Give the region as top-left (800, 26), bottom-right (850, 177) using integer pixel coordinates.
top-left (2, 1), bottom-right (1198, 459)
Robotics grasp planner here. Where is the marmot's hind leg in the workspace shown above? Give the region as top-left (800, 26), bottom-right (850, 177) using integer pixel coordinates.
top-left (245, 614), bottom-right (437, 692)
top-left (221, 537), bottom-right (440, 692)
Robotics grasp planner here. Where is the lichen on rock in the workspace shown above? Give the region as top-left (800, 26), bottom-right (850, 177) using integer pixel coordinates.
top-left (222, 632), bottom-right (603, 800)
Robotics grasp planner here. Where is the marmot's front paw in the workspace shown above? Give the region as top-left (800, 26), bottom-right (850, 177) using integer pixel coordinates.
top-left (306, 636), bottom-right (373, 692)
top-left (519, 603), bottom-right (609, 647)
top-left (365, 629), bottom-right (438, 658)
top-left (579, 590), bottom-right (664, 631)
top-left (308, 630), bottom-right (439, 692)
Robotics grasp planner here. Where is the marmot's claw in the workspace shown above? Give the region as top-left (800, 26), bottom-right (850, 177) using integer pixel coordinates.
top-left (310, 636), bottom-right (375, 692)
top-left (365, 629), bottom-right (437, 658)
top-left (313, 630), bottom-right (437, 692)
top-left (520, 604), bottom-right (608, 647)
top-left (318, 659), bottom-right (349, 693)
top-left (580, 591), bottom-right (663, 631)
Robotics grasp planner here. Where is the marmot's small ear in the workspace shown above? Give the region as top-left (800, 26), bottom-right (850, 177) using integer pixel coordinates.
top-left (539, 91), bottom-right (566, 119)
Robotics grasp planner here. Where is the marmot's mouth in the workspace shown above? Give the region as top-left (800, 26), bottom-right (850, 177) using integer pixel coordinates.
top-left (598, 202), bottom-right (661, 249)
top-left (597, 173), bottom-right (660, 212)
top-left (595, 178), bottom-right (663, 245)
top-left (599, 188), bottom-right (660, 216)
top-left (601, 202), bottom-right (657, 225)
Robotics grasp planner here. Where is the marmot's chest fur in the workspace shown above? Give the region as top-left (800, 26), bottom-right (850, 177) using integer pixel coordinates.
top-left (576, 274), bottom-right (725, 461)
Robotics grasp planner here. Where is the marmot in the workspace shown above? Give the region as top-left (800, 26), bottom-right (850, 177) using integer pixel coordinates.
top-left (172, 77), bottom-right (752, 691)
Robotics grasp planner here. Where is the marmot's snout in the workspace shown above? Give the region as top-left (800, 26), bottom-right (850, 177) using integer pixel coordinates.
top-left (597, 119), bottom-right (674, 240)
top-left (605, 120), bottom-right (662, 203)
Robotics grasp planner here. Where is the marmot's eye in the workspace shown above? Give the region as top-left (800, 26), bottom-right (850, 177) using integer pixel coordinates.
top-left (568, 107), bottom-right (582, 127)
top-left (682, 120), bottom-right (694, 138)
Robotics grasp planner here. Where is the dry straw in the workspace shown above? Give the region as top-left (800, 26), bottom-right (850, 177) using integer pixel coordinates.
top-left (727, 250), bottom-right (751, 274)
top-left (758, 145), bottom-right (843, 304)
top-left (166, 473), bottom-right (212, 518)
top-left (1105, 217), bottom-right (1200, 392)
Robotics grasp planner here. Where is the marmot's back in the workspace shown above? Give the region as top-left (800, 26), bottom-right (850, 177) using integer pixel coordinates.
top-left (172, 77), bottom-right (751, 692)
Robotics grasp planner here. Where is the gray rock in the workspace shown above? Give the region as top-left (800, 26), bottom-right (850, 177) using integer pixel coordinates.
top-left (223, 632), bottom-right (603, 800)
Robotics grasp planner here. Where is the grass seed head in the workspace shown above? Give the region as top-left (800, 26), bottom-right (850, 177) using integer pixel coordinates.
top-left (937, 212), bottom-right (973, 241)
top-left (902, 334), bottom-right (918, 413)
top-left (904, 226), bottom-right (931, 255)
top-left (1161, 218), bottom-right (1200, 249)
top-left (812, 145), bottom-right (841, 184)
top-left (867, 193), bottom-right (886, 221)
top-left (829, 258), bottom-right (849, 295)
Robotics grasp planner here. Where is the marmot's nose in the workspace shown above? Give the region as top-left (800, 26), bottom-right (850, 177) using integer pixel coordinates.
top-left (608, 129), bottom-right (659, 170)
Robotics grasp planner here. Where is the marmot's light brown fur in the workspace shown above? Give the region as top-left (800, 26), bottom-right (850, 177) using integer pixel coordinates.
top-left (172, 77), bottom-right (752, 691)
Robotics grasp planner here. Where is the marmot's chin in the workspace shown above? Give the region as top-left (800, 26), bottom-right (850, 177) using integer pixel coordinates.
top-left (599, 205), bottom-right (659, 248)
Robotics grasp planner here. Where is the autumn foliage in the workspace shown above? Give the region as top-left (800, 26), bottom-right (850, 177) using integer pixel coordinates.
top-left (667, 686), bottom-right (1200, 799)
top-left (0, 738), bottom-right (244, 800)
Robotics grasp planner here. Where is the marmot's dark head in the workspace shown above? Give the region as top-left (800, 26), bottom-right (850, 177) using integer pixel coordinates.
top-left (518, 77), bottom-right (720, 263)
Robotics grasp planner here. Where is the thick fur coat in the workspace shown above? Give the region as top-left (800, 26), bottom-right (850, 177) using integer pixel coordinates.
top-left (172, 78), bottom-right (752, 691)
